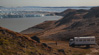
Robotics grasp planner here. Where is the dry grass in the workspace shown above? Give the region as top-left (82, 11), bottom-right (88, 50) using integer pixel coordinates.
top-left (0, 27), bottom-right (55, 55)
top-left (41, 40), bottom-right (91, 55)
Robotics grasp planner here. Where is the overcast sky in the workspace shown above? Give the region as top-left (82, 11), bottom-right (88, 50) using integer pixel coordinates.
top-left (0, 0), bottom-right (99, 7)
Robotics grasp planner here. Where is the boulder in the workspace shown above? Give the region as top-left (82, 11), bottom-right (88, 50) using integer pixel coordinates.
top-left (31, 36), bottom-right (40, 43)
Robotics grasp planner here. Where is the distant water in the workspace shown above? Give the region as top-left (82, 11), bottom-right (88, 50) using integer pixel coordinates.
top-left (0, 16), bottom-right (62, 32)
top-left (0, 7), bottom-right (90, 12)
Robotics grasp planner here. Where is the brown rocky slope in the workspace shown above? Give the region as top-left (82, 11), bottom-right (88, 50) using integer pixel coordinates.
top-left (0, 27), bottom-right (67, 55)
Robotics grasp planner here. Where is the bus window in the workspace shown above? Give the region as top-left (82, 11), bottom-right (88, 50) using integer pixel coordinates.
top-left (79, 39), bottom-right (82, 41)
top-left (91, 39), bottom-right (94, 41)
top-left (83, 39), bottom-right (86, 41)
top-left (87, 39), bottom-right (90, 41)
top-left (76, 39), bottom-right (78, 41)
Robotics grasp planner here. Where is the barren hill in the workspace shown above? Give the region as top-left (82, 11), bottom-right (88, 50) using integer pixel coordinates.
top-left (21, 7), bottom-right (99, 44)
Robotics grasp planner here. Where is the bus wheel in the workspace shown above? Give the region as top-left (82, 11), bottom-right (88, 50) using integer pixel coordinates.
top-left (86, 45), bottom-right (90, 48)
top-left (72, 45), bottom-right (75, 47)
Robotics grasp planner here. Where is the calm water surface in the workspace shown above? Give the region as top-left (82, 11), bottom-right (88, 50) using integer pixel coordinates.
top-left (0, 16), bottom-right (62, 32)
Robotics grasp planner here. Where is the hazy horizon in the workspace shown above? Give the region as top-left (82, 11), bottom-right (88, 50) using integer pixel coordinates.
top-left (0, 0), bottom-right (99, 7)
top-left (0, 5), bottom-right (97, 7)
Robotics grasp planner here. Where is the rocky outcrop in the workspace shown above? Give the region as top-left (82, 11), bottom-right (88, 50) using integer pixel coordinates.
top-left (31, 36), bottom-right (40, 43)
top-left (84, 7), bottom-right (99, 18)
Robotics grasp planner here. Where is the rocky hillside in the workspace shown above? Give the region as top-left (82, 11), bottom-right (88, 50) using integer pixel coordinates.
top-left (21, 7), bottom-right (99, 43)
top-left (55, 9), bottom-right (89, 16)
top-left (0, 27), bottom-right (66, 55)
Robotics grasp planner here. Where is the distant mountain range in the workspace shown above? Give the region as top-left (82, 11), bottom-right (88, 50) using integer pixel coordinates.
top-left (17, 6), bottom-right (95, 8)
top-left (42, 6), bottom-right (94, 8)
top-left (0, 6), bottom-right (98, 8)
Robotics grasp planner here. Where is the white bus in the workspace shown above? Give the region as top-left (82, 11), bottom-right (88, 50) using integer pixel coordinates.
top-left (69, 36), bottom-right (96, 47)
